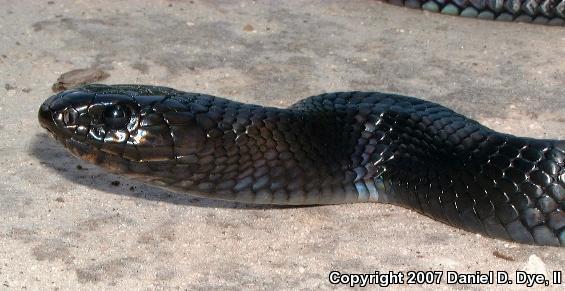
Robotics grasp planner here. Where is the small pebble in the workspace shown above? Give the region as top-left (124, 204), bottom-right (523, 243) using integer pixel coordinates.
top-left (492, 250), bottom-right (514, 261)
top-left (522, 254), bottom-right (547, 276)
top-left (243, 24), bottom-right (254, 32)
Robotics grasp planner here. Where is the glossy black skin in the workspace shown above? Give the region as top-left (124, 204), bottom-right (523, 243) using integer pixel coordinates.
top-left (385, 0), bottom-right (565, 25)
top-left (39, 84), bottom-right (565, 246)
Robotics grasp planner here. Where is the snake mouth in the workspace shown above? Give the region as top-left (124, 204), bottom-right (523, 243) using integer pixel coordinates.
top-left (62, 136), bottom-right (133, 175)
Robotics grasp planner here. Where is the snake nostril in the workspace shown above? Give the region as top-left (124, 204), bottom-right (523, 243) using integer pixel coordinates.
top-left (63, 107), bottom-right (79, 126)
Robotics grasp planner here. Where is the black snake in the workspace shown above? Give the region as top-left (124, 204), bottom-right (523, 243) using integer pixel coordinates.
top-left (38, 84), bottom-right (564, 246)
top-left (383, 0), bottom-right (565, 25)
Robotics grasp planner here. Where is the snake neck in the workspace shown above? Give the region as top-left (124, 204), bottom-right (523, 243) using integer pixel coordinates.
top-left (107, 94), bottom-right (363, 205)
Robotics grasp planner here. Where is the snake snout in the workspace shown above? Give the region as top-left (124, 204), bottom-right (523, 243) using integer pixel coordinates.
top-left (38, 92), bottom-right (65, 137)
top-left (38, 91), bottom-right (81, 139)
top-left (38, 103), bottom-right (54, 132)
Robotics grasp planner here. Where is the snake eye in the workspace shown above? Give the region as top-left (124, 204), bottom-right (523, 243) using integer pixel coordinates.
top-left (103, 104), bottom-right (131, 130)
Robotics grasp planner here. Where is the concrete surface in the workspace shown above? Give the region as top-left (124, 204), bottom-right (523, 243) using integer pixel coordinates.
top-left (1, 0), bottom-right (564, 289)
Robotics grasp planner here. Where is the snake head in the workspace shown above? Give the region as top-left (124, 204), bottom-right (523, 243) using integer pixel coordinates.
top-left (38, 84), bottom-right (206, 174)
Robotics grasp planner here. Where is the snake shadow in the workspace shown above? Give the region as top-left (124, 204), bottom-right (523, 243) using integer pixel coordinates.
top-left (29, 133), bottom-right (316, 210)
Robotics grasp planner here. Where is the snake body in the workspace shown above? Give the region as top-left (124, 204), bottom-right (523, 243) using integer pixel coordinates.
top-left (38, 84), bottom-right (564, 246)
top-left (384, 0), bottom-right (565, 25)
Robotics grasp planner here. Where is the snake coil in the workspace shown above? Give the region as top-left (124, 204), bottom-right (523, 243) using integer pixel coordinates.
top-left (385, 0), bottom-right (565, 25)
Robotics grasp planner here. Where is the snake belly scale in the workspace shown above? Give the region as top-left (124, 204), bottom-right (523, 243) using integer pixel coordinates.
top-left (38, 84), bottom-right (565, 246)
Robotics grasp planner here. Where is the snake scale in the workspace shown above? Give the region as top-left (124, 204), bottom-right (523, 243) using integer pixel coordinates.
top-left (383, 0), bottom-right (565, 25)
top-left (38, 84), bottom-right (564, 246)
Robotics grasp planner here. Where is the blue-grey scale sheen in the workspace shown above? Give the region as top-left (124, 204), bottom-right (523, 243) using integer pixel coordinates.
top-left (383, 0), bottom-right (565, 25)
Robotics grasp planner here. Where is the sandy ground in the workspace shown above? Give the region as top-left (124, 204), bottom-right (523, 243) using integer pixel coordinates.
top-left (1, 0), bottom-right (564, 289)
